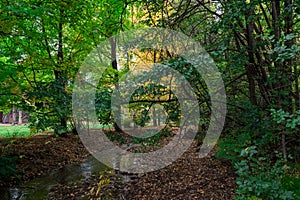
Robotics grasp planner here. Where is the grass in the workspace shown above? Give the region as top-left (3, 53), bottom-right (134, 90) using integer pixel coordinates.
top-left (89, 123), bottom-right (113, 129)
top-left (0, 124), bottom-right (30, 138)
top-left (0, 123), bottom-right (113, 138)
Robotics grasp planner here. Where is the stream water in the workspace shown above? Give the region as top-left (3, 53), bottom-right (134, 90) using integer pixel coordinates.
top-left (0, 156), bottom-right (116, 200)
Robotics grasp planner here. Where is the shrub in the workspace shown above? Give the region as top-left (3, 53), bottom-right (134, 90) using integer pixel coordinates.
top-left (234, 146), bottom-right (294, 200)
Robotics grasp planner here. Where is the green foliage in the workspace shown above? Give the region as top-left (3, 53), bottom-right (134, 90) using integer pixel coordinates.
top-left (268, 33), bottom-right (300, 63)
top-left (95, 87), bottom-right (114, 125)
top-left (217, 104), bottom-right (278, 161)
top-left (105, 131), bottom-right (126, 144)
top-left (217, 103), bottom-right (299, 200)
top-left (234, 146), bottom-right (294, 200)
top-left (95, 64), bottom-right (182, 128)
top-left (271, 109), bottom-right (300, 162)
top-left (0, 147), bottom-right (17, 180)
top-left (0, 0), bottom-right (112, 136)
top-left (271, 109), bottom-right (300, 130)
top-left (128, 85), bottom-right (180, 127)
top-left (281, 175), bottom-right (300, 198)
top-left (216, 132), bottom-right (252, 162)
top-left (26, 75), bottom-right (74, 135)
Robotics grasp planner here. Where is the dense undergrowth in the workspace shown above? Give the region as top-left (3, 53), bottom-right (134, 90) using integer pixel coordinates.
top-left (216, 103), bottom-right (300, 200)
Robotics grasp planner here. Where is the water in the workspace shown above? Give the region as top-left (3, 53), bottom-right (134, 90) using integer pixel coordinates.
top-left (0, 156), bottom-right (111, 200)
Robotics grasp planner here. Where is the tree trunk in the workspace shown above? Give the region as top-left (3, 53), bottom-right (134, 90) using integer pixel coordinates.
top-left (152, 106), bottom-right (157, 126)
top-left (3, 112), bottom-right (8, 123)
top-left (246, 66), bottom-right (257, 105)
top-left (55, 7), bottom-right (67, 134)
top-left (0, 111), bottom-right (3, 123)
top-left (18, 110), bottom-right (23, 124)
top-left (245, 3), bottom-right (257, 105)
top-left (12, 106), bottom-right (16, 125)
top-left (110, 37), bottom-right (123, 132)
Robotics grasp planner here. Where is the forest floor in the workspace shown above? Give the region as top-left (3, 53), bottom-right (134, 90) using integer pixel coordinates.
top-left (0, 134), bottom-right (89, 187)
top-left (0, 134), bottom-right (236, 199)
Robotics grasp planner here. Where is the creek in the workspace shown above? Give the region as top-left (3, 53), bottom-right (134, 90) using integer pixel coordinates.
top-left (0, 156), bottom-right (124, 200)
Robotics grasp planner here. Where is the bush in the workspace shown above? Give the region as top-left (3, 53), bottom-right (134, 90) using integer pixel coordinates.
top-left (234, 146), bottom-right (294, 200)
top-left (217, 104), bottom-right (299, 200)
top-left (281, 174), bottom-right (300, 198)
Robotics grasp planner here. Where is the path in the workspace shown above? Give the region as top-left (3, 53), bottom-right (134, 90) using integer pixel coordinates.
top-left (49, 142), bottom-right (236, 199)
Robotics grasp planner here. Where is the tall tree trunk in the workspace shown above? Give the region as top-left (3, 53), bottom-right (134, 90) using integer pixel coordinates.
top-left (110, 37), bottom-right (122, 132)
top-left (55, 8), bottom-right (67, 134)
top-left (245, 5), bottom-right (257, 106)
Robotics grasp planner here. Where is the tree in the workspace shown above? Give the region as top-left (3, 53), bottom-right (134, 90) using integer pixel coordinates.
top-left (0, 0), bottom-right (100, 134)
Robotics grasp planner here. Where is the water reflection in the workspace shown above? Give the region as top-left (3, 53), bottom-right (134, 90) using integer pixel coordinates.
top-left (0, 156), bottom-right (109, 200)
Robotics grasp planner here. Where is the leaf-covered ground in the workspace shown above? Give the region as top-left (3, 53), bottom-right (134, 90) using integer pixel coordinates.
top-left (0, 134), bottom-right (89, 187)
top-left (1, 134), bottom-right (236, 199)
top-left (48, 140), bottom-right (237, 199)
top-left (118, 145), bottom-right (236, 199)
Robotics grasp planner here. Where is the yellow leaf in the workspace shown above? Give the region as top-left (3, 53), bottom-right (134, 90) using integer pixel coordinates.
top-left (197, 189), bottom-right (205, 194)
top-left (96, 187), bottom-right (101, 196)
top-left (19, 155), bottom-right (26, 159)
top-left (90, 187), bottom-right (94, 193)
top-left (45, 140), bottom-right (51, 145)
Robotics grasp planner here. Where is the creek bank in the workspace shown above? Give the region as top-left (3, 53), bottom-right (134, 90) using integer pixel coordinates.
top-left (0, 134), bottom-right (90, 187)
top-left (0, 156), bottom-right (114, 200)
